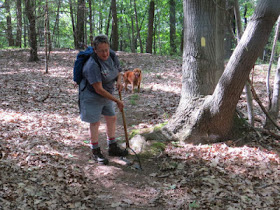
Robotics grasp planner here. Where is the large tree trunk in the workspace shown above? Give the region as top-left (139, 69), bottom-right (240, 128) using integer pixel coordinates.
top-left (160, 0), bottom-right (280, 144)
top-left (224, 2), bottom-right (235, 59)
top-left (146, 0), bottom-right (154, 54)
top-left (181, 0), bottom-right (218, 99)
top-left (215, 0), bottom-right (225, 84)
top-left (25, 0), bottom-right (39, 61)
top-left (169, 0), bottom-right (176, 55)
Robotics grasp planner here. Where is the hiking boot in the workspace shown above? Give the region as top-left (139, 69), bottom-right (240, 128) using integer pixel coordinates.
top-left (92, 148), bottom-right (109, 165)
top-left (108, 142), bottom-right (128, 157)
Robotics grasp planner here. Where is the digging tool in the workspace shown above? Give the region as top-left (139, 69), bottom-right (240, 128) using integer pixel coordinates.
top-left (118, 90), bottom-right (142, 170)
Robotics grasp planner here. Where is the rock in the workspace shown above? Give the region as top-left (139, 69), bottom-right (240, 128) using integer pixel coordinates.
top-left (129, 135), bottom-right (149, 153)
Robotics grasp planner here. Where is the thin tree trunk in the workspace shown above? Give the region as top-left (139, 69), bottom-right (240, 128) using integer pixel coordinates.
top-left (266, 16), bottom-right (280, 108)
top-left (52, 0), bottom-right (61, 48)
top-left (88, 0), bottom-right (94, 46)
top-left (16, 0), bottom-right (22, 47)
top-left (23, 16), bottom-right (27, 48)
top-left (25, 0), bottom-right (39, 61)
top-left (111, 0), bottom-right (119, 51)
top-left (69, 0), bottom-right (77, 48)
top-left (106, 6), bottom-right (112, 36)
top-left (269, 56), bottom-right (280, 126)
top-left (234, 0), bottom-right (255, 126)
top-left (5, 0), bottom-right (14, 46)
top-left (76, 0), bottom-right (85, 49)
top-left (130, 0), bottom-right (135, 53)
top-left (265, 16), bottom-right (280, 129)
top-left (44, 0), bottom-right (49, 74)
top-left (146, 0), bottom-right (155, 54)
top-left (157, 11), bottom-right (162, 55)
top-left (170, 0), bottom-right (176, 55)
top-left (134, 0), bottom-right (143, 53)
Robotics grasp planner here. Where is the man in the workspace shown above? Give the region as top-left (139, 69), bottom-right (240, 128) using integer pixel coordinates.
top-left (79, 35), bottom-right (128, 165)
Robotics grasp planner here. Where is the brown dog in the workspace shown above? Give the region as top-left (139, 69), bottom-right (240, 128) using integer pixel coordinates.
top-left (123, 68), bottom-right (142, 93)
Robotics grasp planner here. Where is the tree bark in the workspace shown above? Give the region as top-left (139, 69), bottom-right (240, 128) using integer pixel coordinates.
top-left (146, 0), bottom-right (154, 54)
top-left (224, 2), bottom-right (235, 59)
top-left (24, 0), bottom-right (39, 61)
top-left (111, 0), bottom-right (119, 51)
top-left (181, 0), bottom-right (217, 99)
top-left (160, 0), bottom-right (280, 143)
top-left (215, 0), bottom-right (225, 85)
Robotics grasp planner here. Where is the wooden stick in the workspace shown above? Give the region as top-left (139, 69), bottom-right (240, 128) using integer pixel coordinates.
top-left (118, 91), bottom-right (130, 148)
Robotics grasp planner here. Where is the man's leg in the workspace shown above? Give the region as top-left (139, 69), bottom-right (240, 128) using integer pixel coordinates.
top-left (104, 115), bottom-right (116, 139)
top-left (89, 121), bottom-right (100, 146)
top-left (104, 115), bottom-right (128, 157)
top-left (90, 121), bottom-right (108, 165)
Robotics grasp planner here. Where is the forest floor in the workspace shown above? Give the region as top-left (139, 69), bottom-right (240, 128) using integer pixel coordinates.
top-left (0, 49), bottom-right (279, 209)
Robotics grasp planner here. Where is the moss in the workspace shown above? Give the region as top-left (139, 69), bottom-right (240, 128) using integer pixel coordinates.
top-left (149, 142), bottom-right (166, 155)
top-left (129, 94), bottom-right (139, 105)
top-left (129, 129), bottom-right (141, 139)
top-left (153, 122), bottom-right (168, 132)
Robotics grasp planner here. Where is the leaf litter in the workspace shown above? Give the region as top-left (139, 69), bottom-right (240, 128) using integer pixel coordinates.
top-left (0, 49), bottom-right (279, 209)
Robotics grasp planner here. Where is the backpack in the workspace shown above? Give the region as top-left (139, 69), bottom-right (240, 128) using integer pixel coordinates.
top-left (73, 46), bottom-right (116, 85)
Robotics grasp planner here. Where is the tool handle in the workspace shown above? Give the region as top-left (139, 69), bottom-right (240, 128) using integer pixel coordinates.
top-left (118, 91), bottom-right (130, 148)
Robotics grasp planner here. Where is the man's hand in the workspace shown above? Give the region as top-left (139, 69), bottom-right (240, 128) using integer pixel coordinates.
top-left (116, 72), bottom-right (124, 92)
top-left (116, 82), bottom-right (123, 92)
top-left (116, 99), bottom-right (124, 112)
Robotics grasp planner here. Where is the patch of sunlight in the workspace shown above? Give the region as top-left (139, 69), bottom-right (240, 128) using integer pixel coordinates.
top-left (190, 143), bottom-right (280, 165)
top-left (1, 109), bottom-right (32, 123)
top-left (146, 82), bottom-right (181, 94)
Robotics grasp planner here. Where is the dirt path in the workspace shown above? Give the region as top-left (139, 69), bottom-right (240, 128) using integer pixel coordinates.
top-left (0, 49), bottom-right (279, 209)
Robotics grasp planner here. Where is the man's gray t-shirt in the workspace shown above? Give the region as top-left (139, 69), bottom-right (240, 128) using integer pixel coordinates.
top-left (82, 53), bottom-right (121, 94)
